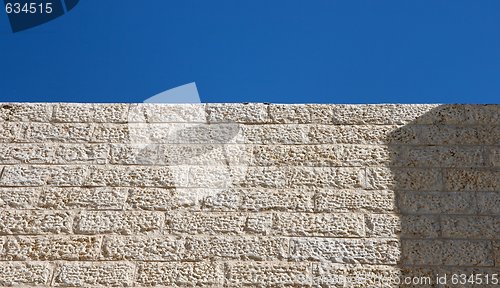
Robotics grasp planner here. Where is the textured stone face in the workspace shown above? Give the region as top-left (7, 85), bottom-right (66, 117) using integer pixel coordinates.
top-left (0, 103), bottom-right (497, 287)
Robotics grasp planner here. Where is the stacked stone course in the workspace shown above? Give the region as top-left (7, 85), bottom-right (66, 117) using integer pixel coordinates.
top-left (0, 103), bottom-right (498, 287)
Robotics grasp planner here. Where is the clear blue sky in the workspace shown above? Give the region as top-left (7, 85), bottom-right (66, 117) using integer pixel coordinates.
top-left (1, 0), bottom-right (499, 103)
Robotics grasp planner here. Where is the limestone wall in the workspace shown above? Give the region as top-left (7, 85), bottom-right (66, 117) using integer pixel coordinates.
top-left (0, 103), bottom-right (498, 287)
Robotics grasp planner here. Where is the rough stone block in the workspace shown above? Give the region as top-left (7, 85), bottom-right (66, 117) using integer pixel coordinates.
top-left (53, 262), bottom-right (135, 287)
top-left (74, 211), bottom-right (163, 235)
top-left (38, 187), bottom-right (127, 210)
top-left (92, 124), bottom-right (129, 143)
top-left (268, 104), bottom-right (312, 123)
top-left (312, 263), bottom-right (401, 288)
top-left (477, 192), bottom-right (500, 214)
top-left (126, 187), bottom-right (177, 210)
top-left (272, 213), bottom-right (365, 237)
top-left (86, 165), bottom-right (188, 188)
top-left (364, 167), bottom-right (442, 191)
top-left (101, 236), bottom-right (184, 261)
top-left (0, 123), bottom-right (22, 142)
top-left (401, 240), bottom-right (494, 266)
top-left (206, 103), bottom-right (271, 123)
top-left (129, 104), bottom-right (206, 123)
top-left (184, 236), bottom-right (288, 261)
top-left (308, 124), bottom-right (400, 144)
top-left (53, 103), bottom-right (128, 123)
top-left (0, 210), bottom-right (72, 235)
top-left (136, 262), bottom-right (223, 286)
top-left (286, 167), bottom-right (364, 189)
top-left (441, 216), bottom-right (500, 239)
top-left (19, 123), bottom-right (94, 143)
top-left (4, 236), bottom-right (101, 261)
top-left (0, 262), bottom-right (52, 286)
top-left (252, 144), bottom-right (390, 167)
top-left (488, 146), bottom-right (500, 167)
top-left (462, 104), bottom-right (500, 125)
top-left (411, 125), bottom-right (499, 145)
top-left (158, 144), bottom-right (252, 166)
top-left (109, 144), bottom-right (159, 165)
top-left (290, 238), bottom-right (400, 264)
top-left (366, 214), bottom-right (440, 238)
top-left (225, 262), bottom-right (311, 287)
top-left (397, 146), bottom-right (485, 168)
top-left (0, 165), bottom-right (88, 186)
top-left (242, 124), bottom-right (309, 144)
top-left (314, 189), bottom-right (396, 213)
top-left (0, 103), bottom-right (53, 122)
top-left (398, 192), bottom-right (477, 215)
top-left (0, 187), bottom-right (39, 209)
top-left (246, 213), bottom-right (273, 235)
top-left (444, 169), bottom-right (499, 192)
top-left (166, 212), bottom-right (246, 235)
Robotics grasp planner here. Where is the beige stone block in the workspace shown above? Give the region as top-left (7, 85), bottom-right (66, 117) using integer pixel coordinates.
top-left (101, 236), bottom-right (184, 261)
top-left (129, 103), bottom-right (206, 123)
top-left (136, 262), bottom-right (223, 286)
top-left (366, 214), bottom-right (440, 239)
top-left (309, 124), bottom-right (401, 144)
top-left (126, 187), bottom-right (178, 210)
top-left (246, 213), bottom-right (273, 234)
top-left (169, 123), bottom-right (242, 144)
top-left (202, 188), bottom-right (315, 212)
top-left (462, 104), bottom-right (500, 125)
top-left (158, 144), bottom-right (252, 166)
top-left (242, 124), bottom-right (309, 144)
top-left (397, 146), bottom-right (485, 168)
top-left (364, 167), bottom-right (442, 191)
top-left (0, 165), bottom-right (88, 186)
top-left (38, 187), bottom-right (127, 210)
top-left (441, 216), bottom-right (500, 239)
top-left (314, 189), bottom-right (396, 213)
top-left (230, 166), bottom-right (287, 189)
top-left (53, 103), bottom-right (128, 123)
top-left (398, 192), bottom-right (477, 214)
top-left (401, 240), bottom-right (494, 266)
top-left (0, 187), bottom-right (39, 209)
top-left (0, 122), bottom-right (22, 142)
top-left (53, 262), bottom-right (135, 287)
top-left (92, 123), bottom-right (130, 142)
top-left (0, 210), bottom-right (72, 235)
top-left (4, 236), bottom-right (101, 261)
top-left (225, 262), bottom-right (311, 287)
top-left (86, 165), bottom-right (188, 187)
top-left (19, 122), bottom-right (94, 143)
top-left (166, 212), bottom-right (246, 235)
top-left (365, 214), bottom-right (401, 238)
top-left (444, 169), bottom-right (499, 192)
top-left (312, 263), bottom-right (401, 288)
top-left (206, 103), bottom-right (271, 123)
top-left (0, 103), bottom-right (53, 122)
top-left (0, 262), bottom-right (52, 286)
top-left (74, 211), bottom-right (163, 235)
top-left (286, 167), bottom-right (364, 189)
top-left (477, 192), bottom-right (500, 214)
top-left (290, 238), bottom-right (400, 264)
top-left (413, 125), bottom-right (498, 145)
top-left (268, 104), bottom-right (312, 123)
top-left (109, 143), bottom-right (159, 164)
top-left (273, 213), bottom-right (365, 237)
top-left (184, 236), bottom-right (288, 261)
top-left (252, 144), bottom-right (390, 167)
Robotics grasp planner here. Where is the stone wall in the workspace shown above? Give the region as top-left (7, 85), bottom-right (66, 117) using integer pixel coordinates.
top-left (0, 103), bottom-right (498, 287)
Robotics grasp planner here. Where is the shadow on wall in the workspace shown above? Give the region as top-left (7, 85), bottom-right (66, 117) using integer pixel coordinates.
top-left (387, 105), bottom-right (499, 287)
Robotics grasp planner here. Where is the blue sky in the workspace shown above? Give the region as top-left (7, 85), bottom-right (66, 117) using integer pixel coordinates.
top-left (0, 0), bottom-right (499, 103)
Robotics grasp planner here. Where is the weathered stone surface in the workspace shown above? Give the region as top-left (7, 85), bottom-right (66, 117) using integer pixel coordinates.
top-left (17, 123), bottom-right (94, 143)
top-left (312, 263), bottom-right (401, 288)
top-left (166, 212), bottom-right (246, 235)
top-left (366, 214), bottom-right (440, 238)
top-left (398, 192), bottom-right (477, 214)
top-left (290, 238), bottom-right (400, 264)
top-left (314, 189), bottom-right (396, 213)
top-left (225, 262), bottom-right (311, 287)
top-left (395, 146), bottom-right (485, 168)
top-left (184, 236), bottom-right (288, 261)
top-left (53, 262), bottom-right (135, 287)
top-left (0, 262), bottom-right (52, 286)
top-left (0, 103), bottom-right (53, 122)
top-left (462, 104), bottom-right (500, 125)
top-left (38, 187), bottom-right (127, 210)
top-left (444, 169), bottom-right (499, 192)
top-left (488, 146), bottom-right (500, 167)
top-left (0, 165), bottom-right (88, 186)
top-left (136, 262), bottom-right (223, 286)
top-left (158, 144), bottom-right (252, 166)
top-left (4, 236), bottom-right (101, 261)
top-left (272, 213), bottom-right (365, 237)
top-left (242, 124), bottom-right (309, 144)
top-left (252, 144), bottom-right (390, 167)
top-left (477, 192), bottom-right (500, 214)
top-left (53, 104), bottom-right (129, 123)
top-left (74, 211), bottom-right (163, 235)
top-left (0, 187), bottom-right (39, 209)
top-left (86, 165), bottom-right (187, 187)
top-left (101, 236), bottom-right (184, 261)
top-left (206, 103), bottom-right (271, 123)
top-left (364, 167), bottom-right (442, 191)
top-left (0, 210), bottom-right (72, 235)
top-left (402, 240), bottom-right (494, 266)
top-left (441, 216), bottom-right (500, 239)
